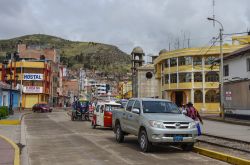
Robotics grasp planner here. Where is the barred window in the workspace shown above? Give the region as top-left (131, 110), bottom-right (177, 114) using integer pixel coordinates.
top-left (194, 72), bottom-right (202, 82)
top-left (224, 65), bottom-right (229, 77)
top-left (193, 57), bottom-right (202, 65)
top-left (164, 74), bottom-right (169, 84)
top-left (205, 71), bottom-right (219, 82)
top-left (170, 58), bottom-right (177, 67)
top-left (194, 90), bottom-right (203, 103)
top-left (205, 90), bottom-right (220, 103)
top-left (170, 73), bottom-right (177, 83)
top-left (247, 58), bottom-right (250, 72)
top-left (179, 73), bottom-right (191, 82)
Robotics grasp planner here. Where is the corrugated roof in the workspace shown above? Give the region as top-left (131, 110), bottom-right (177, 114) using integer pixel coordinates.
top-left (223, 45), bottom-right (250, 60)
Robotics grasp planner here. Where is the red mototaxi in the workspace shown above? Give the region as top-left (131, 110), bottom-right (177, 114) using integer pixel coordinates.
top-left (91, 101), bottom-right (121, 128)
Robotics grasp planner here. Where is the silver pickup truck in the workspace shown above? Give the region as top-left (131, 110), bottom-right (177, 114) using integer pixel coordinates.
top-left (112, 98), bottom-right (198, 152)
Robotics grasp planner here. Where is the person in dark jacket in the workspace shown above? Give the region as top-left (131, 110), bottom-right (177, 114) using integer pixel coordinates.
top-left (186, 102), bottom-right (203, 124)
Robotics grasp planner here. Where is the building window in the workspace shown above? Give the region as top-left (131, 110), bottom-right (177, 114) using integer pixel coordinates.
top-left (193, 57), bottom-right (202, 65)
top-left (205, 71), bottom-right (219, 82)
top-left (164, 74), bottom-right (169, 84)
top-left (205, 90), bottom-right (219, 103)
top-left (170, 73), bottom-right (177, 83)
top-left (224, 65), bottom-right (229, 76)
top-left (194, 72), bottom-right (202, 82)
top-left (164, 59), bottom-right (169, 68)
top-left (179, 56), bottom-right (192, 66)
top-left (205, 56), bottom-right (217, 65)
top-left (247, 58), bottom-right (250, 72)
top-left (170, 58), bottom-right (177, 67)
top-left (194, 90), bottom-right (203, 103)
top-left (179, 73), bottom-right (191, 82)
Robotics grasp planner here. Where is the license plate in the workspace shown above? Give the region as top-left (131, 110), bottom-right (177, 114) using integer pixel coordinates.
top-left (173, 135), bottom-right (183, 142)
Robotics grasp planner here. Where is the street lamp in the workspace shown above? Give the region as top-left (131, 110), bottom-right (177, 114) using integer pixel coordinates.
top-left (207, 17), bottom-right (225, 119)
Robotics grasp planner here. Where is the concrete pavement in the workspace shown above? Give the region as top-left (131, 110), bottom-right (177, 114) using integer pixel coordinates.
top-left (0, 136), bottom-right (15, 165)
top-left (202, 119), bottom-right (250, 142)
top-left (23, 111), bottom-right (227, 165)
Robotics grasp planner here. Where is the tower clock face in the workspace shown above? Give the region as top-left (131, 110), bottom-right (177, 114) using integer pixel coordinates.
top-left (146, 72), bottom-right (153, 79)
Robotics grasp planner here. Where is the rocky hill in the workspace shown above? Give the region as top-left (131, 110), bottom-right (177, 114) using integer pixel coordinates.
top-left (0, 34), bottom-right (131, 77)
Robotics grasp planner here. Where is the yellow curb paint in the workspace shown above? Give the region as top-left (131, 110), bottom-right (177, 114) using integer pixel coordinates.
top-left (193, 146), bottom-right (250, 165)
top-left (0, 120), bottom-right (21, 125)
top-left (0, 135), bottom-right (20, 165)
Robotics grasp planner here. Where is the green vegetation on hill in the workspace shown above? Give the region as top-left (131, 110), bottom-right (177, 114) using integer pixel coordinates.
top-left (0, 34), bottom-right (131, 76)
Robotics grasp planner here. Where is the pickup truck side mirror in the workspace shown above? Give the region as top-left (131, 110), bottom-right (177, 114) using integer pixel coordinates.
top-left (131, 108), bottom-right (140, 114)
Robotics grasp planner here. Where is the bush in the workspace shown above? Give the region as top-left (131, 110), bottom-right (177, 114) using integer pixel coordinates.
top-left (0, 106), bottom-right (8, 119)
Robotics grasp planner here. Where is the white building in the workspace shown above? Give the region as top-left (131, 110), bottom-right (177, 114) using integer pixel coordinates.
top-left (222, 45), bottom-right (250, 116)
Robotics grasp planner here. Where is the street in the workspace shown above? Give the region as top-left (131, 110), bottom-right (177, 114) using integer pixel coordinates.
top-left (22, 110), bottom-right (227, 165)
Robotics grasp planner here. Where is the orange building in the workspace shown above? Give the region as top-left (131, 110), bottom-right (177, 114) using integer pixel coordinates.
top-left (0, 61), bottom-right (51, 108)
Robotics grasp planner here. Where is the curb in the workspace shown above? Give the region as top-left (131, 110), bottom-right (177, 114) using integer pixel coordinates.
top-left (0, 112), bottom-right (32, 125)
top-left (0, 135), bottom-right (20, 165)
top-left (193, 146), bottom-right (250, 165)
top-left (0, 120), bottom-right (21, 125)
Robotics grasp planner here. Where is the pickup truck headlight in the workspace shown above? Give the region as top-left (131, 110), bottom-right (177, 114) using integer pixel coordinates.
top-left (189, 121), bottom-right (196, 129)
top-left (149, 120), bottom-right (165, 129)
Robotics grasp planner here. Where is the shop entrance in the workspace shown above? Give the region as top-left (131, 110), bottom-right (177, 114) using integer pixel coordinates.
top-left (175, 91), bottom-right (183, 107)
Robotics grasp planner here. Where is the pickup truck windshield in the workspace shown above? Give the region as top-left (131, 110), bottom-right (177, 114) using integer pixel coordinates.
top-left (142, 101), bottom-right (180, 114)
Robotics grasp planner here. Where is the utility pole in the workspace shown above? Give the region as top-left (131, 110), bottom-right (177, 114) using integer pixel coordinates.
top-left (207, 17), bottom-right (224, 119)
top-left (219, 28), bottom-right (224, 119)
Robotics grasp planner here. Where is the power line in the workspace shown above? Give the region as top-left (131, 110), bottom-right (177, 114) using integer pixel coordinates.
top-left (223, 31), bottom-right (249, 36)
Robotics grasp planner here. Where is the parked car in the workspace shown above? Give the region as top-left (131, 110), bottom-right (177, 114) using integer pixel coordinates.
top-left (32, 103), bottom-right (52, 113)
top-left (112, 98), bottom-right (198, 152)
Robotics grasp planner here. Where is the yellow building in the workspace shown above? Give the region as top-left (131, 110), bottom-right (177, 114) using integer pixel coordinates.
top-left (0, 60), bottom-right (51, 108)
top-left (118, 81), bottom-right (132, 99)
top-left (154, 35), bottom-right (250, 113)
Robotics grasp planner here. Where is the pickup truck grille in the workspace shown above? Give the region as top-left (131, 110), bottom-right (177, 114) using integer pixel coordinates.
top-left (164, 134), bottom-right (192, 137)
top-left (163, 122), bottom-right (189, 129)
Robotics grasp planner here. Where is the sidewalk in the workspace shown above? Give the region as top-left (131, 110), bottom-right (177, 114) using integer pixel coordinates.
top-left (0, 110), bottom-right (29, 165)
top-left (0, 136), bottom-right (15, 165)
top-left (202, 119), bottom-right (250, 142)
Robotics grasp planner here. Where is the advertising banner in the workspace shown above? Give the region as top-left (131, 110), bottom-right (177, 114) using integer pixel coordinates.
top-left (23, 86), bottom-right (43, 93)
top-left (23, 73), bottom-right (43, 80)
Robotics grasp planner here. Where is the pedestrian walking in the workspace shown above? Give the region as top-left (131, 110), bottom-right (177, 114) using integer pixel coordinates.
top-left (186, 102), bottom-right (203, 135)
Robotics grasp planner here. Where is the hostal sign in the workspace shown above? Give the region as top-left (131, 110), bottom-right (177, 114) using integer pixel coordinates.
top-left (23, 73), bottom-right (43, 80)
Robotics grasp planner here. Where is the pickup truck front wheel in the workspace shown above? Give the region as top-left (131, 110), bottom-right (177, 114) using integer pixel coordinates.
top-left (115, 124), bottom-right (124, 143)
top-left (139, 130), bottom-right (152, 152)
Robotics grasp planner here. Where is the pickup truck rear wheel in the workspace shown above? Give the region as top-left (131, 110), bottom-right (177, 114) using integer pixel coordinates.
top-left (139, 130), bottom-right (152, 152)
top-left (115, 124), bottom-right (124, 143)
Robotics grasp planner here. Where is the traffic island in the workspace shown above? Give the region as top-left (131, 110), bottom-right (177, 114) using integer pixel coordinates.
top-left (193, 146), bottom-right (250, 165)
top-left (0, 135), bottom-right (20, 165)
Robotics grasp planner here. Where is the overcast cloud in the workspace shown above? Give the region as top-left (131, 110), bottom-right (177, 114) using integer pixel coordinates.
top-left (0, 0), bottom-right (250, 56)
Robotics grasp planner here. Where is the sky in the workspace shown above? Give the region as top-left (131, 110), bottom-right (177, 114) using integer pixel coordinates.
top-left (0, 0), bottom-right (250, 57)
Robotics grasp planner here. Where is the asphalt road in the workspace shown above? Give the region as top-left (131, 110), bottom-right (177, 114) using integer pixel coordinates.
top-left (23, 110), bottom-right (228, 165)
